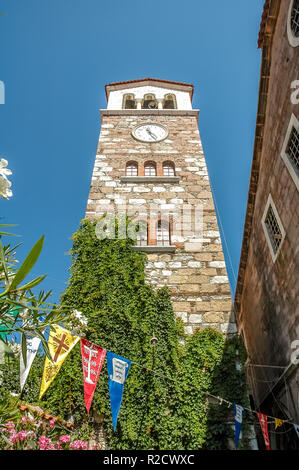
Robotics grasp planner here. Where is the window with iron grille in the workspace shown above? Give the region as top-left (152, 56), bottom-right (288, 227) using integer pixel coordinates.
top-left (281, 114), bottom-right (299, 190)
top-left (126, 162), bottom-right (138, 176)
top-left (264, 205), bottom-right (283, 255)
top-left (135, 221), bottom-right (148, 246)
top-left (163, 162), bottom-right (175, 176)
top-left (144, 163), bottom-right (156, 176)
top-left (286, 125), bottom-right (299, 175)
top-left (291, 0), bottom-right (299, 37)
top-left (156, 220), bottom-right (170, 246)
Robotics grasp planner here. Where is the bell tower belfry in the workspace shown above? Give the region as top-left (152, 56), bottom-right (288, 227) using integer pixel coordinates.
top-left (86, 78), bottom-right (235, 335)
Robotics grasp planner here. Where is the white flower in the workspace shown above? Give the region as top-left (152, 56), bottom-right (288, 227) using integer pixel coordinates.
top-left (72, 309), bottom-right (88, 326)
top-left (0, 158), bottom-right (12, 199)
top-left (19, 308), bottom-right (30, 320)
top-left (0, 159), bottom-right (12, 178)
top-left (9, 340), bottom-right (21, 356)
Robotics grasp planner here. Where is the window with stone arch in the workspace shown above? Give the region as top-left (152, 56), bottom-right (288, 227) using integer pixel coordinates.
top-left (142, 94), bottom-right (158, 109)
top-left (126, 161), bottom-right (138, 176)
top-left (163, 161), bottom-right (175, 176)
top-left (156, 220), bottom-right (171, 246)
top-left (163, 93), bottom-right (177, 109)
top-left (144, 161), bottom-right (157, 176)
top-left (287, 0), bottom-right (299, 46)
top-left (134, 220), bottom-right (148, 246)
top-left (122, 94), bottom-right (137, 109)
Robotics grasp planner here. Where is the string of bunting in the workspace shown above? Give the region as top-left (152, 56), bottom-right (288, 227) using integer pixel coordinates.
top-left (20, 324), bottom-right (299, 449)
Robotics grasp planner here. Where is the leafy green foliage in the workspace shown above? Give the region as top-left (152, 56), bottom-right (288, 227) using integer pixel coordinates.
top-left (0, 227), bottom-right (72, 364)
top-left (2, 220), bottom-right (250, 449)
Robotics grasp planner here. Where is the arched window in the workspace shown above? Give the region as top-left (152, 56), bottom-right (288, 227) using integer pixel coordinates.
top-left (135, 220), bottom-right (148, 246)
top-left (144, 161), bottom-right (157, 176)
top-left (163, 161), bottom-right (175, 176)
top-left (291, 0), bottom-right (299, 37)
top-left (123, 94), bottom-right (137, 109)
top-left (142, 94), bottom-right (158, 109)
top-left (156, 220), bottom-right (171, 246)
top-left (126, 161), bottom-right (138, 176)
top-left (163, 94), bottom-right (177, 109)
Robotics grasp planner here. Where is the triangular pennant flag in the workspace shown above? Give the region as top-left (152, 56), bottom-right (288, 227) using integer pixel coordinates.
top-left (20, 333), bottom-right (42, 391)
top-left (107, 351), bottom-right (131, 431)
top-left (258, 412), bottom-right (270, 450)
top-left (234, 404), bottom-right (244, 449)
top-left (294, 423), bottom-right (299, 439)
top-left (0, 305), bottom-right (23, 340)
top-left (39, 325), bottom-right (79, 399)
top-left (274, 418), bottom-right (284, 430)
top-left (81, 339), bottom-right (106, 414)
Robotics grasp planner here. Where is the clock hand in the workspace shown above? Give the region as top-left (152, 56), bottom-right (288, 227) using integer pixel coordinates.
top-left (146, 128), bottom-right (157, 140)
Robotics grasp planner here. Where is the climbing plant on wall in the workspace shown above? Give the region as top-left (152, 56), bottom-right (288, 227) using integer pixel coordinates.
top-left (1, 219), bottom-right (251, 450)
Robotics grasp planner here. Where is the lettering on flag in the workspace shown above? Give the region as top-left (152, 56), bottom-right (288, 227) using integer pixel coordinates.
top-left (257, 412), bottom-right (270, 450)
top-left (81, 339), bottom-right (106, 414)
top-left (20, 333), bottom-right (42, 391)
top-left (234, 404), bottom-right (244, 450)
top-left (39, 325), bottom-right (79, 400)
top-left (107, 351), bottom-right (131, 431)
top-left (110, 357), bottom-right (128, 384)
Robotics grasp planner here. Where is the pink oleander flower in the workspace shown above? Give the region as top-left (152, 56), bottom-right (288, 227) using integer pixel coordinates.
top-left (9, 429), bottom-right (17, 443)
top-left (59, 435), bottom-right (71, 443)
top-left (47, 444), bottom-right (56, 450)
top-left (38, 435), bottom-right (51, 445)
top-left (20, 417), bottom-right (27, 423)
top-left (39, 443), bottom-right (48, 450)
top-left (5, 421), bottom-right (15, 428)
top-left (16, 430), bottom-right (30, 441)
top-left (69, 440), bottom-right (88, 450)
top-left (49, 419), bottom-right (55, 429)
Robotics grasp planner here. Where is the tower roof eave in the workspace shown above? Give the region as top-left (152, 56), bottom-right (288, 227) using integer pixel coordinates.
top-left (105, 78), bottom-right (194, 101)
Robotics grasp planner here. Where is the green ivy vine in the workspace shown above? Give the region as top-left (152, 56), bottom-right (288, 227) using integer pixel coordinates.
top-left (0, 219), bottom-right (252, 450)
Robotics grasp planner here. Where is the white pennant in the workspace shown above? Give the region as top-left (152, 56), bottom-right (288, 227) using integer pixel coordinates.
top-left (20, 334), bottom-right (42, 391)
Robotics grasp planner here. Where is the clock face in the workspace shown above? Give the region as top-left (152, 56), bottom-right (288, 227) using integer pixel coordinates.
top-left (132, 124), bottom-right (168, 143)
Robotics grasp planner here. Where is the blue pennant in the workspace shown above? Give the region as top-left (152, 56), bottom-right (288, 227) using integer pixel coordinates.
top-left (234, 404), bottom-right (245, 450)
top-left (107, 351), bottom-right (131, 431)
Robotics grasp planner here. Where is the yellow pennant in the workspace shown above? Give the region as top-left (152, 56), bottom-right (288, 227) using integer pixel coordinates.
top-left (39, 325), bottom-right (80, 400)
top-left (275, 418), bottom-right (284, 429)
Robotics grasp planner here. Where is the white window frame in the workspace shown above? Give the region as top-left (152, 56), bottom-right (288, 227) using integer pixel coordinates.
top-left (281, 113), bottom-right (299, 191)
top-left (287, 0), bottom-right (299, 47)
top-left (262, 194), bottom-right (286, 263)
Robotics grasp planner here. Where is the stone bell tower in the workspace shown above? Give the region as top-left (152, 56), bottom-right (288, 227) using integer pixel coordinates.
top-left (86, 78), bottom-right (235, 335)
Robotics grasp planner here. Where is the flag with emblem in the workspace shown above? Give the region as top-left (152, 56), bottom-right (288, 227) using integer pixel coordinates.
top-left (234, 404), bottom-right (244, 449)
top-left (257, 412), bottom-right (270, 450)
top-left (274, 418), bottom-right (284, 430)
top-left (39, 325), bottom-right (80, 399)
top-left (107, 351), bottom-right (131, 431)
top-left (20, 333), bottom-right (43, 392)
top-left (81, 339), bottom-right (106, 414)
top-left (294, 423), bottom-right (299, 439)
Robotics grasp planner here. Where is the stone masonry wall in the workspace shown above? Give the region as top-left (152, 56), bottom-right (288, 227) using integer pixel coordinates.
top-left (237, 0), bottom-right (299, 422)
top-left (85, 111), bottom-right (235, 335)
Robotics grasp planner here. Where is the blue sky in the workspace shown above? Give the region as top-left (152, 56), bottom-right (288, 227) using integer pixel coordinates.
top-left (0, 0), bottom-right (264, 304)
